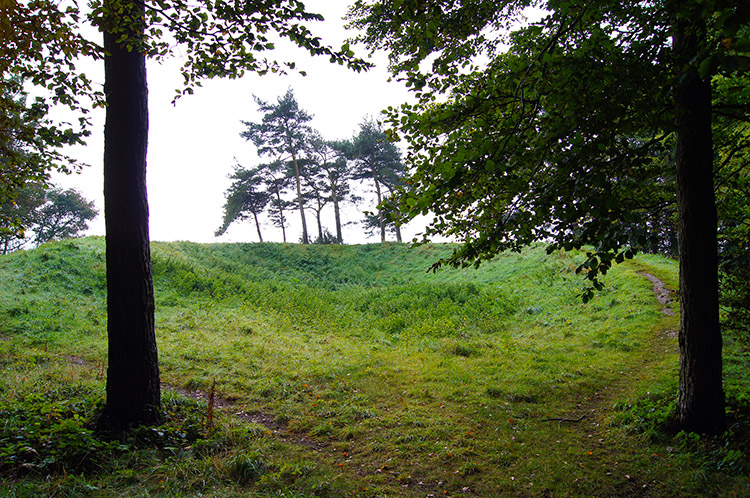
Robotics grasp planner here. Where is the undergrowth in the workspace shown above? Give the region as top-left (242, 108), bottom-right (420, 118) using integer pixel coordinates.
top-left (0, 348), bottom-right (339, 497)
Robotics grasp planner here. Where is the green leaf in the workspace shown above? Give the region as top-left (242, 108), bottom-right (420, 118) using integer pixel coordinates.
top-left (699, 55), bottom-right (719, 78)
top-left (733, 38), bottom-right (750, 53)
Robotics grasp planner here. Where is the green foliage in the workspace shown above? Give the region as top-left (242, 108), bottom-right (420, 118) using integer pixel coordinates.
top-left (346, 118), bottom-right (407, 241)
top-left (716, 117), bottom-right (750, 342)
top-left (224, 93), bottom-right (409, 245)
top-left (0, 346), bottom-right (300, 496)
top-left (241, 89), bottom-right (314, 243)
top-left (1, 183), bottom-right (98, 253)
top-left (348, 118), bottom-right (406, 191)
top-left (305, 132), bottom-right (354, 244)
top-left (241, 89), bottom-right (313, 161)
top-left (311, 229), bottom-right (339, 245)
top-left (1, 2), bottom-right (99, 228)
top-left (349, 0), bottom-right (750, 293)
top-left (226, 451), bottom-right (270, 485)
top-left (0, 388), bottom-right (111, 475)
top-left (0, 378), bottom-right (228, 478)
top-left (612, 392), bottom-right (750, 477)
top-left (89, 0), bottom-right (371, 102)
top-left (350, 0), bottom-right (750, 437)
top-left (5, 0), bottom-right (370, 241)
top-left (33, 187), bottom-right (98, 245)
top-left (216, 164), bottom-right (271, 239)
top-left (0, 182), bottom-right (46, 253)
top-left (611, 391), bottom-right (678, 442)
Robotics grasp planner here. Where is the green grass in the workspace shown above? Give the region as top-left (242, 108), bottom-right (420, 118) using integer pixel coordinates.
top-left (0, 238), bottom-right (748, 497)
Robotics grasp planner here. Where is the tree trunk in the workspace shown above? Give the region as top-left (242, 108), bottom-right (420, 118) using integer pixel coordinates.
top-left (292, 154), bottom-right (309, 244)
top-left (386, 186), bottom-right (403, 243)
top-left (99, 2), bottom-right (161, 430)
top-left (673, 10), bottom-right (725, 435)
top-left (315, 194), bottom-right (324, 241)
top-left (273, 187), bottom-right (287, 243)
top-left (374, 176), bottom-right (385, 242)
top-left (253, 211), bottom-right (263, 242)
top-left (331, 181), bottom-right (343, 244)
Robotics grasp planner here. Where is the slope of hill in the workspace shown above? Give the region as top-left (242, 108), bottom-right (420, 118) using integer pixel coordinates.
top-left (0, 238), bottom-right (747, 497)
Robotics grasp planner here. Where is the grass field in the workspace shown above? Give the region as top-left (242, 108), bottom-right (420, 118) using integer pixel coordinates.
top-left (0, 238), bottom-right (748, 497)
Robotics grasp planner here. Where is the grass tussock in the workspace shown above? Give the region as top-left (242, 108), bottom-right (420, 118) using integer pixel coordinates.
top-left (0, 237), bottom-right (748, 497)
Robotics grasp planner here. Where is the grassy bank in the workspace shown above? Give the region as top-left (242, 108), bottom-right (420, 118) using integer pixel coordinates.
top-left (0, 238), bottom-right (748, 497)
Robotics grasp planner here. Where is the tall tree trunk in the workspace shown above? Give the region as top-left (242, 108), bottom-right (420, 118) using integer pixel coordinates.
top-left (273, 187), bottom-right (287, 243)
top-left (99, 0), bottom-right (161, 430)
top-left (385, 186), bottom-right (403, 243)
top-left (374, 176), bottom-right (385, 242)
top-left (316, 197), bottom-right (323, 242)
top-left (673, 10), bottom-right (725, 435)
top-left (253, 211), bottom-right (263, 242)
top-left (292, 154), bottom-right (309, 244)
top-left (331, 180), bottom-right (343, 244)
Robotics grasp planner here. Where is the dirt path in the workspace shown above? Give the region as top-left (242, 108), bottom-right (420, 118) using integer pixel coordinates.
top-left (637, 271), bottom-right (675, 315)
top-left (538, 270), bottom-right (678, 496)
top-left (162, 382), bottom-right (330, 453)
top-left (568, 270), bottom-right (676, 416)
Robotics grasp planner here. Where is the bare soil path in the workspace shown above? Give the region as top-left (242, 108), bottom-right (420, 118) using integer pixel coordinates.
top-left (163, 382), bottom-right (329, 452)
top-left (638, 271), bottom-right (675, 315)
top-left (539, 270), bottom-right (678, 496)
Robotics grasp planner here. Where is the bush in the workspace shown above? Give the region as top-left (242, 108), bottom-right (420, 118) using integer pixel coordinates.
top-left (0, 389), bottom-right (114, 475)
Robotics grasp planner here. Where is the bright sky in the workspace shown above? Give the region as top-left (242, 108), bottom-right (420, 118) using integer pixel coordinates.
top-left (53, 0), bottom-right (417, 244)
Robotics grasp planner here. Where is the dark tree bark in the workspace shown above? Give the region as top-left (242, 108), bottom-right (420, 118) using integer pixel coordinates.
top-left (331, 184), bottom-right (343, 244)
top-left (291, 154), bottom-right (309, 244)
top-left (270, 181), bottom-right (287, 243)
top-left (673, 11), bottom-right (725, 435)
top-left (315, 198), bottom-right (324, 241)
top-left (374, 175), bottom-right (385, 242)
top-left (384, 186), bottom-right (403, 243)
top-left (99, 1), bottom-right (161, 430)
top-left (253, 211), bottom-right (263, 242)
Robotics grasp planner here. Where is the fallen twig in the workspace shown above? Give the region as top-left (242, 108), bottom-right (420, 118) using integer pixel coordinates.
top-left (540, 415), bottom-right (586, 428)
top-left (540, 415), bottom-right (586, 422)
top-left (207, 379), bottom-right (216, 430)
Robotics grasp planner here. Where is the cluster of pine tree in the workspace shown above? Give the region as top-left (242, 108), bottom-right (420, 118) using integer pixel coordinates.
top-left (216, 89), bottom-right (406, 244)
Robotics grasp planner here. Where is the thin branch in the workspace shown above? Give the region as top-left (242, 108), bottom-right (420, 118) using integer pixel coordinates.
top-left (541, 414), bottom-right (587, 428)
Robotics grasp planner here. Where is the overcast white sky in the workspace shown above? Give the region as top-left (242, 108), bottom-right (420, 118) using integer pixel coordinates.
top-left (53, 0), bottom-right (418, 244)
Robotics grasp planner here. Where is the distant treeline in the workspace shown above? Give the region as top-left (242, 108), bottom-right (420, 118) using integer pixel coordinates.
top-left (216, 89), bottom-right (406, 245)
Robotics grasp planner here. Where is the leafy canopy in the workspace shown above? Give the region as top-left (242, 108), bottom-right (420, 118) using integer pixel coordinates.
top-left (240, 88), bottom-right (313, 159)
top-left (348, 0), bottom-right (750, 299)
top-left (1, 1), bottom-right (99, 234)
top-left (0, 182), bottom-right (98, 253)
top-left (92, 0), bottom-right (371, 101)
top-left (216, 164), bottom-right (271, 237)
